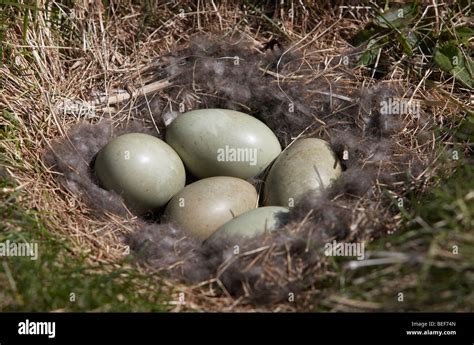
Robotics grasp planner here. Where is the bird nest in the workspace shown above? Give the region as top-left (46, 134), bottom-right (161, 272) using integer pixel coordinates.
top-left (1, 2), bottom-right (465, 311)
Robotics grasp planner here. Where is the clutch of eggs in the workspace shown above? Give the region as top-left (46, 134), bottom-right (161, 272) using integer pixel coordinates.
top-left (94, 109), bottom-right (342, 243)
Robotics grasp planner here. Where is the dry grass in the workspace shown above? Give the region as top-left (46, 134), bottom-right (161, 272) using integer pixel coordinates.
top-left (1, 1), bottom-right (472, 311)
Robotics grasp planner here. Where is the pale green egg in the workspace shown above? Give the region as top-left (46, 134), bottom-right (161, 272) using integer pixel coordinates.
top-left (163, 176), bottom-right (258, 240)
top-left (263, 138), bottom-right (342, 207)
top-left (165, 109), bottom-right (282, 179)
top-left (207, 206), bottom-right (289, 243)
top-left (94, 133), bottom-right (185, 214)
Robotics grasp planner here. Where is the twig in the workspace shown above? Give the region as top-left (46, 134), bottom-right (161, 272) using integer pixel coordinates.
top-left (92, 79), bottom-right (171, 106)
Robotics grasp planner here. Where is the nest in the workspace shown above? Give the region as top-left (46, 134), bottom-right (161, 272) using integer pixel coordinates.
top-left (44, 35), bottom-right (437, 306)
top-left (1, 1), bottom-right (467, 311)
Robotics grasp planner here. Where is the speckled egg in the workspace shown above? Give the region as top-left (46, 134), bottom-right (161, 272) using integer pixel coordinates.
top-left (94, 133), bottom-right (185, 214)
top-left (163, 176), bottom-right (258, 240)
top-left (207, 206), bottom-right (289, 243)
top-left (165, 109), bottom-right (282, 179)
top-left (263, 138), bottom-right (342, 207)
